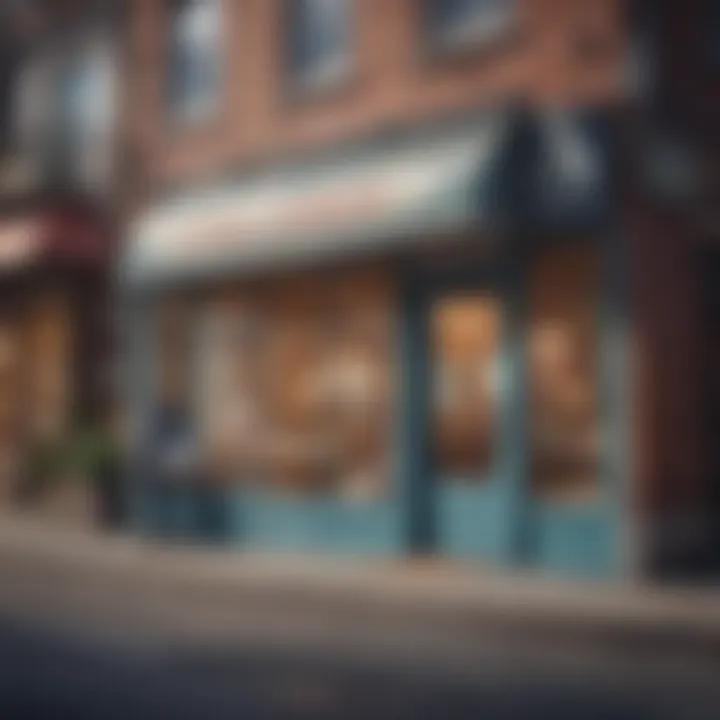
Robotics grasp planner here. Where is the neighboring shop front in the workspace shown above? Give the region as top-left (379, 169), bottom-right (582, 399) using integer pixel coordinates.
top-left (0, 205), bottom-right (110, 506)
top-left (124, 110), bottom-right (628, 577)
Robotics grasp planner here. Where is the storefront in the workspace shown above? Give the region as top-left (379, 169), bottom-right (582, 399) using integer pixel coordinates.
top-left (0, 205), bottom-right (111, 505)
top-left (124, 109), bottom-right (628, 577)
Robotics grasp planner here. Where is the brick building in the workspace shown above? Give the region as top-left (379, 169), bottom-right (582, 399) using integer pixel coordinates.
top-left (627, 0), bottom-right (720, 574)
top-left (121, 0), bottom-right (718, 578)
top-left (0, 0), bottom-right (120, 518)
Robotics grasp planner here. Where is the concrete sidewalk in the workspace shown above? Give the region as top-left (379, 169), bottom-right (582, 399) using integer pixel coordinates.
top-left (1, 514), bottom-right (718, 658)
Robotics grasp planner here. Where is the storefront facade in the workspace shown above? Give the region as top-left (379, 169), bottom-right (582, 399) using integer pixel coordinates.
top-left (123, 108), bottom-right (631, 578)
top-left (0, 205), bottom-right (111, 506)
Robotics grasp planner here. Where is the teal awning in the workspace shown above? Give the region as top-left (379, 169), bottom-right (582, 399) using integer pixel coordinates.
top-left (123, 113), bottom-right (511, 285)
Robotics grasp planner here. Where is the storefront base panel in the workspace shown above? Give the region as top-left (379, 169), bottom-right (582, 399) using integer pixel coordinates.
top-left (133, 486), bottom-right (405, 556)
top-left (530, 505), bottom-right (617, 579)
top-left (437, 482), bottom-right (516, 562)
top-left (227, 493), bottom-right (404, 556)
top-left (130, 484), bottom-right (620, 578)
top-left (130, 486), bottom-right (230, 543)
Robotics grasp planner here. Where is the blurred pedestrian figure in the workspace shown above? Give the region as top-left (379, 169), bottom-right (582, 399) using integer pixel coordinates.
top-left (151, 401), bottom-right (198, 539)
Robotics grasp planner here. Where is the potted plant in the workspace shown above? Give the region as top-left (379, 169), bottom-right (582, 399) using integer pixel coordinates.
top-left (23, 439), bottom-right (67, 507)
top-left (23, 427), bottom-right (121, 528)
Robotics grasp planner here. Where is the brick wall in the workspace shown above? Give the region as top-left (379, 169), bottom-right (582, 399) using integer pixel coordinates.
top-left (122, 0), bottom-right (627, 210)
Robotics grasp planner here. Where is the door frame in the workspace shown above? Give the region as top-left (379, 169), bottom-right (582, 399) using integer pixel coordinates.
top-left (400, 230), bottom-right (629, 576)
top-left (400, 257), bottom-right (527, 564)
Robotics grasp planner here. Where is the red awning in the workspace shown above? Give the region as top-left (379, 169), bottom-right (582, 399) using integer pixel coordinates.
top-left (0, 208), bottom-right (109, 273)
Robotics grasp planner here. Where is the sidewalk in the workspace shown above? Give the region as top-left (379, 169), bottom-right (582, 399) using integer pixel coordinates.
top-left (1, 514), bottom-right (719, 659)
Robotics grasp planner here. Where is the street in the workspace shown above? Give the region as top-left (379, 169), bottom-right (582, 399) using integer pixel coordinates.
top-left (0, 539), bottom-right (718, 719)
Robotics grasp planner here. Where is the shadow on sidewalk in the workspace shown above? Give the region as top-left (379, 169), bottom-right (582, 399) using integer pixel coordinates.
top-left (0, 611), bottom-right (715, 720)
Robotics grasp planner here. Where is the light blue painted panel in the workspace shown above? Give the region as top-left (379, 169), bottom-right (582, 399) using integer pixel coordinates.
top-left (533, 505), bottom-right (616, 578)
top-left (438, 480), bottom-right (512, 560)
top-left (530, 233), bottom-right (624, 577)
top-left (226, 491), bottom-right (403, 556)
top-left (413, 262), bottom-right (526, 565)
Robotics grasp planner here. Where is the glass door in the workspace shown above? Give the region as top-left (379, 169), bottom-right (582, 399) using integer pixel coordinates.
top-left (526, 243), bottom-right (613, 576)
top-left (421, 278), bottom-right (518, 561)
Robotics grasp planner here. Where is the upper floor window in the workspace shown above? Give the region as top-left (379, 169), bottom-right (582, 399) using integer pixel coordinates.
top-left (287, 0), bottom-right (353, 93)
top-left (168, 0), bottom-right (222, 123)
top-left (427, 0), bottom-right (517, 53)
top-left (61, 39), bottom-right (117, 189)
top-left (6, 35), bottom-right (117, 193)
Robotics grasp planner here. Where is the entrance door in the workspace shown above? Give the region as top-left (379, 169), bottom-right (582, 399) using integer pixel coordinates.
top-left (416, 275), bottom-right (520, 562)
top-left (526, 243), bottom-right (614, 576)
top-left (409, 244), bottom-right (612, 573)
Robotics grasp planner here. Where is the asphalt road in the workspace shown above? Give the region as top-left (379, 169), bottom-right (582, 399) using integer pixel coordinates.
top-left (0, 544), bottom-right (718, 719)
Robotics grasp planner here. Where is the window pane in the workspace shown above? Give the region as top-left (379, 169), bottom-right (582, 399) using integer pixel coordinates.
top-left (51, 41), bottom-right (116, 188)
top-left (195, 270), bottom-right (395, 501)
top-left (528, 245), bottom-right (600, 504)
top-left (429, 0), bottom-right (515, 49)
top-left (289, 0), bottom-right (352, 88)
top-left (430, 294), bottom-right (501, 480)
top-left (169, 0), bottom-right (221, 120)
top-left (196, 293), bottom-right (264, 477)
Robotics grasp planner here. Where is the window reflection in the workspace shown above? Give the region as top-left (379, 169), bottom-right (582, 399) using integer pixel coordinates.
top-left (168, 0), bottom-right (222, 122)
top-left (431, 294), bottom-right (500, 480)
top-left (529, 244), bottom-right (600, 504)
top-left (288, 0), bottom-right (353, 91)
top-left (428, 0), bottom-right (517, 51)
top-left (189, 271), bottom-right (394, 501)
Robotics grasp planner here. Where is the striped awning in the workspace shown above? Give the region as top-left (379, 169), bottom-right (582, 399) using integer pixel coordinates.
top-left (124, 108), bottom-right (614, 286)
top-left (124, 113), bottom-right (511, 285)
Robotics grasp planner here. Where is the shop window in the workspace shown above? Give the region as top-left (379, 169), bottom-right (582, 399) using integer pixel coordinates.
top-left (196, 293), bottom-right (265, 477)
top-left (167, 0), bottom-right (222, 123)
top-left (427, 0), bottom-right (517, 54)
top-left (430, 294), bottom-right (501, 479)
top-left (286, 0), bottom-right (353, 93)
top-left (528, 244), bottom-right (600, 504)
top-left (25, 293), bottom-right (74, 443)
top-left (196, 272), bottom-right (395, 501)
